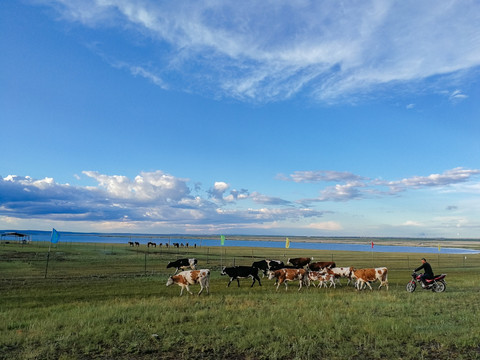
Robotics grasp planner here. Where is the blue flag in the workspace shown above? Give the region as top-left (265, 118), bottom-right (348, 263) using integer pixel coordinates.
top-left (51, 228), bottom-right (60, 244)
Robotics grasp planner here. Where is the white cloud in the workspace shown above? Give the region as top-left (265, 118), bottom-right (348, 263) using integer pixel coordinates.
top-left (402, 220), bottom-right (423, 227)
top-left (296, 167), bottom-right (480, 204)
top-left (39, 0), bottom-right (480, 103)
top-left (449, 89), bottom-right (468, 102)
top-left (384, 167), bottom-right (480, 193)
top-left (308, 221), bottom-right (342, 231)
top-left (0, 172), bottom-right (325, 227)
top-left (2, 167), bottom-right (480, 234)
top-left (283, 170), bottom-right (365, 183)
top-left (207, 181), bottom-right (229, 201)
top-left (83, 170), bottom-right (190, 201)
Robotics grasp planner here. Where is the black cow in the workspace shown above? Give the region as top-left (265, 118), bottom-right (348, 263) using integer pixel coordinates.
top-left (167, 258), bottom-right (198, 274)
top-left (252, 260), bottom-right (269, 277)
top-left (221, 266), bottom-right (262, 287)
top-left (252, 259), bottom-right (285, 277)
top-left (266, 259), bottom-right (285, 271)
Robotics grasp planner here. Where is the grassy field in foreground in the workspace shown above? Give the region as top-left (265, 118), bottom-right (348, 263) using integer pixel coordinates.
top-left (1, 242), bottom-right (480, 359)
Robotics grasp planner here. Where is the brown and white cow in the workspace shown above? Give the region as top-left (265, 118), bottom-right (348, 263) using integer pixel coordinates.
top-left (287, 257), bottom-right (313, 268)
top-left (352, 267), bottom-right (388, 290)
top-left (166, 269), bottom-right (210, 296)
top-left (308, 261), bottom-right (336, 271)
top-left (323, 266), bottom-right (355, 286)
top-left (307, 271), bottom-right (336, 288)
top-left (268, 268), bottom-right (308, 291)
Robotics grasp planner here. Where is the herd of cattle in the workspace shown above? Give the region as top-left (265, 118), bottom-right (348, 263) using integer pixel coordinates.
top-left (165, 257), bottom-right (389, 296)
top-left (129, 241), bottom-right (194, 248)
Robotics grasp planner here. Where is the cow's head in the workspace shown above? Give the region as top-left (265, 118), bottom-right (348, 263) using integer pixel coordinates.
top-left (220, 266), bottom-right (227, 276)
top-left (189, 259), bottom-right (197, 269)
top-left (166, 276), bottom-right (174, 286)
top-left (267, 270), bottom-right (276, 280)
top-left (166, 262), bottom-right (174, 269)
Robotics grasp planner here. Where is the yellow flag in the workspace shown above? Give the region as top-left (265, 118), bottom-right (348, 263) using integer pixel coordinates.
top-left (285, 237), bottom-right (290, 249)
top-left (438, 244), bottom-right (441, 252)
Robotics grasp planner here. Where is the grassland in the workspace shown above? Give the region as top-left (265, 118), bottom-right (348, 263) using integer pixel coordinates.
top-left (1, 241), bottom-right (480, 359)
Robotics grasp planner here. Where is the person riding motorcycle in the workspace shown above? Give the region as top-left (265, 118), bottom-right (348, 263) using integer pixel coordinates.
top-left (414, 258), bottom-right (434, 287)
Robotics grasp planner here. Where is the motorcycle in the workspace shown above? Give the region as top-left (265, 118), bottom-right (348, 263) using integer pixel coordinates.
top-left (406, 272), bottom-right (447, 293)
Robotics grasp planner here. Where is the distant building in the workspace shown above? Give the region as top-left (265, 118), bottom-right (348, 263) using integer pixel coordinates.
top-left (1, 232), bottom-right (31, 244)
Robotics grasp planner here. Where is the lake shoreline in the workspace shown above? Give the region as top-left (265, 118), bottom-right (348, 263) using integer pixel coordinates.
top-left (3, 230), bottom-right (480, 251)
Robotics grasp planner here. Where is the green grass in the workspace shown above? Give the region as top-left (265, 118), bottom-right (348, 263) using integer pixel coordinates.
top-left (1, 242), bottom-right (480, 359)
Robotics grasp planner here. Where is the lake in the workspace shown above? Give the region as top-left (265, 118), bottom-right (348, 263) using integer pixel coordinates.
top-left (7, 230), bottom-right (480, 254)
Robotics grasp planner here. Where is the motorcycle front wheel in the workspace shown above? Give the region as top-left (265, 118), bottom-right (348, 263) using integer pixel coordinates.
top-left (406, 281), bottom-right (416, 292)
top-left (432, 281), bottom-right (446, 293)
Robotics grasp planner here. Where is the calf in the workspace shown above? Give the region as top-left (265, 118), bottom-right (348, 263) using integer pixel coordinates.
top-left (287, 257), bottom-right (313, 268)
top-left (268, 268), bottom-right (308, 291)
top-left (308, 261), bottom-right (336, 271)
top-left (307, 271), bottom-right (335, 288)
top-left (221, 266), bottom-right (261, 287)
top-left (167, 258), bottom-right (198, 274)
top-left (166, 269), bottom-right (210, 296)
top-left (352, 267), bottom-right (389, 290)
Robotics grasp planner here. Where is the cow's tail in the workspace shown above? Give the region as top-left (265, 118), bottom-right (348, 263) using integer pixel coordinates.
top-left (382, 268), bottom-right (388, 282)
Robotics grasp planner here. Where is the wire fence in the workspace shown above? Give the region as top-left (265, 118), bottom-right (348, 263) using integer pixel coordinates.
top-left (1, 240), bottom-right (479, 282)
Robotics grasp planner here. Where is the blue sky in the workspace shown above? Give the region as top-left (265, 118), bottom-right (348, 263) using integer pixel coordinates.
top-left (1, 1), bottom-right (480, 238)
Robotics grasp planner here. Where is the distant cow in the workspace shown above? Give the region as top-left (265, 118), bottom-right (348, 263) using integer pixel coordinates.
top-left (287, 257), bottom-right (313, 268)
top-left (268, 268), bottom-right (308, 291)
top-left (128, 241), bottom-right (134, 247)
top-left (147, 242), bottom-right (156, 247)
top-left (167, 258), bottom-right (198, 274)
top-left (221, 266), bottom-right (261, 287)
top-left (352, 267), bottom-right (389, 290)
top-left (166, 269), bottom-right (210, 296)
top-left (134, 242), bottom-right (140, 247)
top-left (308, 261), bottom-right (336, 271)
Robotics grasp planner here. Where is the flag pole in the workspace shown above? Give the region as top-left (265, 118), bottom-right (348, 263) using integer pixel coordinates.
top-left (371, 241), bottom-right (374, 267)
top-left (44, 240), bottom-right (52, 279)
top-left (45, 228), bottom-right (60, 279)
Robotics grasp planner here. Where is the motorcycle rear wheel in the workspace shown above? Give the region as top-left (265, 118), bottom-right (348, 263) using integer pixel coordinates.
top-left (432, 281), bottom-right (446, 293)
top-left (406, 281), bottom-right (416, 292)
